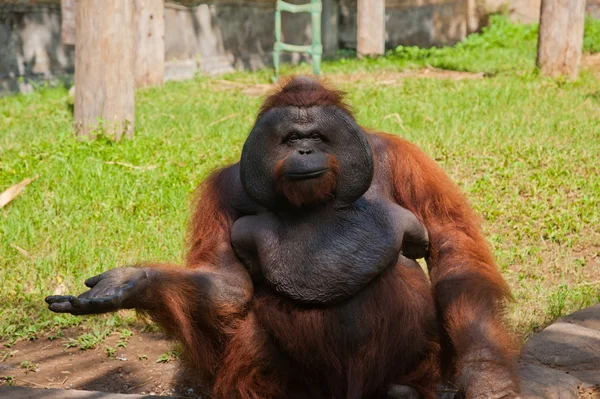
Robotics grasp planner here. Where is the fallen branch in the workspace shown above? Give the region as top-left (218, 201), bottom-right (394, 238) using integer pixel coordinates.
top-left (0, 350), bottom-right (16, 363)
top-left (126, 377), bottom-right (154, 392)
top-left (104, 161), bottom-right (157, 171)
top-left (17, 379), bottom-right (48, 388)
top-left (576, 280), bottom-right (600, 287)
top-left (209, 113), bottom-right (239, 127)
top-left (214, 79), bottom-right (248, 88)
top-left (383, 113), bottom-right (408, 132)
top-left (0, 175), bottom-right (38, 209)
top-left (10, 243), bottom-right (33, 259)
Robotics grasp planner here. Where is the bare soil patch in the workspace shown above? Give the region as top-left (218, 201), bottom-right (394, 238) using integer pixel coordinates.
top-left (327, 68), bottom-right (485, 84)
top-left (208, 68), bottom-right (485, 97)
top-left (0, 328), bottom-right (202, 397)
top-left (212, 58), bottom-right (600, 97)
top-left (584, 53), bottom-right (600, 77)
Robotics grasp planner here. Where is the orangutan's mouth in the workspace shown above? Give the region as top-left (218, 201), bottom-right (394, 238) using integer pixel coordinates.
top-left (284, 169), bottom-right (329, 180)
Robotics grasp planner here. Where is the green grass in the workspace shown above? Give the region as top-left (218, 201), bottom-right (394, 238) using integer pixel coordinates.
top-left (584, 16), bottom-right (600, 54)
top-left (388, 15), bottom-right (600, 75)
top-left (392, 15), bottom-right (540, 74)
top-left (1, 17), bottom-right (599, 343)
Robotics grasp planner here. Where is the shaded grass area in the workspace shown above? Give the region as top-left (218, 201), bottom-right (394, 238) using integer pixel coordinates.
top-left (1, 17), bottom-right (599, 344)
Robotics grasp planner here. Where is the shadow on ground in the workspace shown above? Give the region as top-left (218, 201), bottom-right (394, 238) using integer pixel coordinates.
top-left (1, 305), bottom-right (599, 398)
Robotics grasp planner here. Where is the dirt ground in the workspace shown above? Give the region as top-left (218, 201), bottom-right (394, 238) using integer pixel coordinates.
top-left (0, 327), bottom-right (204, 397)
top-left (208, 55), bottom-right (600, 97)
top-left (584, 53), bottom-right (600, 77)
top-left (208, 67), bottom-right (486, 97)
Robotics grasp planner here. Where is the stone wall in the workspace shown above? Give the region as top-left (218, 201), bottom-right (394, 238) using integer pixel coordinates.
top-left (0, 0), bottom-right (337, 91)
top-left (340, 0), bottom-right (468, 49)
top-left (0, 3), bottom-right (74, 93)
top-left (483, 0), bottom-right (600, 23)
top-left (5, 0), bottom-right (599, 94)
top-left (590, 1), bottom-right (600, 19)
top-left (162, 1), bottom-right (335, 81)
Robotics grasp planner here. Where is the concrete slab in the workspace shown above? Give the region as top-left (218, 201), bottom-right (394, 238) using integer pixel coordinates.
top-left (518, 362), bottom-right (581, 399)
top-left (560, 303), bottom-right (600, 331)
top-left (519, 304), bottom-right (600, 399)
top-left (520, 322), bottom-right (600, 370)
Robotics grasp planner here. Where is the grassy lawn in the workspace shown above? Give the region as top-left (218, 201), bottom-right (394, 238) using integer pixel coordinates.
top-left (1, 17), bottom-right (599, 344)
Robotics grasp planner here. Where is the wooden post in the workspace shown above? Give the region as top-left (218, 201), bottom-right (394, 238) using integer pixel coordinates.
top-left (134, 0), bottom-right (165, 88)
top-left (60, 0), bottom-right (75, 45)
top-left (537, 0), bottom-right (586, 80)
top-left (74, 0), bottom-right (135, 141)
top-left (322, 0), bottom-right (339, 58)
top-left (357, 0), bottom-right (385, 57)
top-left (466, 0), bottom-right (479, 34)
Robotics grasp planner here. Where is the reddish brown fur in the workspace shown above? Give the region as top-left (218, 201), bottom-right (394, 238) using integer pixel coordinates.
top-left (274, 154), bottom-right (339, 207)
top-left (142, 169), bottom-right (255, 383)
top-left (214, 313), bottom-right (286, 399)
top-left (138, 268), bottom-right (218, 380)
top-left (186, 169), bottom-right (234, 266)
top-left (215, 261), bottom-right (439, 399)
top-left (373, 132), bottom-right (519, 390)
top-left (258, 76), bottom-right (353, 120)
top-left (139, 78), bottom-right (519, 398)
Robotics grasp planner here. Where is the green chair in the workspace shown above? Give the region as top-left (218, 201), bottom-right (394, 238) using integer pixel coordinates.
top-left (273, 0), bottom-right (322, 80)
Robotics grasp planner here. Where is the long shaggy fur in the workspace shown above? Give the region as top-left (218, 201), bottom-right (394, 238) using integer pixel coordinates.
top-left (258, 76), bottom-right (353, 120)
top-left (139, 77), bottom-right (518, 398)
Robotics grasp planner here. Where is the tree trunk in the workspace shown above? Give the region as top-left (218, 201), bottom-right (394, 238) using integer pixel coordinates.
top-left (60, 0), bottom-right (75, 45)
top-left (322, 0), bottom-right (339, 58)
top-left (74, 0), bottom-right (135, 141)
top-left (134, 0), bottom-right (165, 88)
top-left (357, 0), bottom-right (385, 57)
top-left (466, 0), bottom-right (482, 34)
top-left (537, 0), bottom-right (586, 80)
